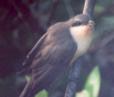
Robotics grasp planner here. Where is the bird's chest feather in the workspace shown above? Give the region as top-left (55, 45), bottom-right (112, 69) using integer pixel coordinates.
top-left (70, 25), bottom-right (93, 60)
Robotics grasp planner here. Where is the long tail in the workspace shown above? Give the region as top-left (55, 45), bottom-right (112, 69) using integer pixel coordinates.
top-left (19, 81), bottom-right (34, 97)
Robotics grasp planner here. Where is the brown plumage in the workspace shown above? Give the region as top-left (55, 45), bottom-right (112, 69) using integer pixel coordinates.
top-left (19, 14), bottom-right (94, 97)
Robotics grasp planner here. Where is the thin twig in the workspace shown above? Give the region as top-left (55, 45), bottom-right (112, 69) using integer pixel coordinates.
top-left (63, 0), bottom-right (75, 18)
top-left (47, 0), bottom-right (60, 25)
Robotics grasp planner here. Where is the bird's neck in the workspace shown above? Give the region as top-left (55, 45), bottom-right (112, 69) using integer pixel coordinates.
top-left (69, 24), bottom-right (94, 63)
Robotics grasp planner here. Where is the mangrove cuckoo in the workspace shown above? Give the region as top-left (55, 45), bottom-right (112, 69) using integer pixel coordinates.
top-left (19, 13), bottom-right (94, 97)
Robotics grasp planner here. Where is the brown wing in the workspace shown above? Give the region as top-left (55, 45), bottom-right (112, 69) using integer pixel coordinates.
top-left (29, 22), bottom-right (77, 90)
top-left (23, 32), bottom-right (48, 66)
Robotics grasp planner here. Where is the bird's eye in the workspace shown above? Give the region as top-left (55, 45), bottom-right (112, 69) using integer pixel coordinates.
top-left (72, 21), bottom-right (82, 27)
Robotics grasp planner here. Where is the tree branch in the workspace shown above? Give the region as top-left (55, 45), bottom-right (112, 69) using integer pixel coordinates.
top-left (65, 60), bottom-right (82, 97)
top-left (64, 0), bottom-right (97, 97)
top-left (83, 0), bottom-right (97, 18)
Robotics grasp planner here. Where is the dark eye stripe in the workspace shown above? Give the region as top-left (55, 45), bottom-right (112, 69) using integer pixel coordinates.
top-left (72, 22), bottom-right (82, 26)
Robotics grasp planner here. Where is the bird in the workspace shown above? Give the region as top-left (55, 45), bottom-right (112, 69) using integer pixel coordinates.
top-left (19, 14), bottom-right (95, 97)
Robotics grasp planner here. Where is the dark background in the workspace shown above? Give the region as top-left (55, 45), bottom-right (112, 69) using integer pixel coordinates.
top-left (0, 0), bottom-right (114, 97)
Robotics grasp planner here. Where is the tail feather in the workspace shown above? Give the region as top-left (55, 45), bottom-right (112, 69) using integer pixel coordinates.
top-left (19, 81), bottom-right (34, 97)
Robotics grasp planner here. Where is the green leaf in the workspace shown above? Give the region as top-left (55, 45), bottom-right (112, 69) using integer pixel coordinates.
top-left (76, 90), bottom-right (90, 97)
top-left (76, 66), bottom-right (101, 97)
top-left (85, 66), bottom-right (101, 97)
top-left (95, 5), bottom-right (105, 13)
top-left (35, 90), bottom-right (48, 97)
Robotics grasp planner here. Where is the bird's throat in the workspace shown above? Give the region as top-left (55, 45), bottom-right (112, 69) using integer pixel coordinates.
top-left (69, 25), bottom-right (93, 64)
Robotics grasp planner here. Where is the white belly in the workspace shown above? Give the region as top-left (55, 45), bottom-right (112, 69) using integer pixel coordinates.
top-left (69, 25), bottom-right (93, 63)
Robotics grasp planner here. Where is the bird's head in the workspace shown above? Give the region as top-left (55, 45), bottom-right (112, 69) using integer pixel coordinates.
top-left (67, 14), bottom-right (95, 37)
top-left (66, 14), bottom-right (95, 60)
top-left (68, 14), bottom-right (94, 27)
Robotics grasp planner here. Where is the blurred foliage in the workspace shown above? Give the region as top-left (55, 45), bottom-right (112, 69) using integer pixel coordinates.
top-left (0, 75), bottom-right (17, 97)
top-left (35, 90), bottom-right (48, 97)
top-left (29, 66), bottom-right (101, 97)
top-left (76, 66), bottom-right (101, 97)
top-left (0, 0), bottom-right (114, 97)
